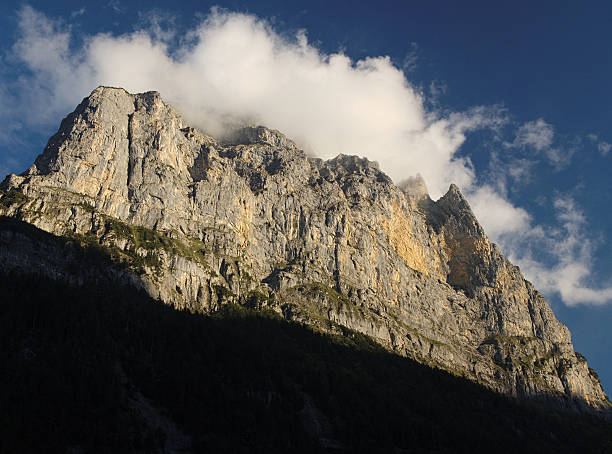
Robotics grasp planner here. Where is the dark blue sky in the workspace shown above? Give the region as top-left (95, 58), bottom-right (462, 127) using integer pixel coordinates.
top-left (1, 0), bottom-right (611, 392)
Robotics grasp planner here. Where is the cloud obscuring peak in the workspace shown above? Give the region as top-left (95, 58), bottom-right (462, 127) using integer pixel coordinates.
top-left (3, 6), bottom-right (612, 306)
top-left (5, 6), bottom-right (504, 198)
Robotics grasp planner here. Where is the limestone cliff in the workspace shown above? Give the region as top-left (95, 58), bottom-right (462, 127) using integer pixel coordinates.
top-left (1, 86), bottom-right (609, 414)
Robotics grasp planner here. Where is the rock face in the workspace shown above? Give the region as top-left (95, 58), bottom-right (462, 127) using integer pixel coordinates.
top-left (1, 86), bottom-right (609, 413)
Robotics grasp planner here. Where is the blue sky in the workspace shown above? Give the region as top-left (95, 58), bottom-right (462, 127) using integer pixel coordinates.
top-left (1, 0), bottom-right (612, 393)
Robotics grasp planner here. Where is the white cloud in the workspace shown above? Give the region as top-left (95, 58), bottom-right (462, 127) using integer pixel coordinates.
top-left (506, 158), bottom-right (535, 184)
top-left (70, 7), bottom-right (86, 18)
top-left (544, 146), bottom-right (578, 170)
top-left (468, 186), bottom-right (532, 239)
top-left (483, 148), bottom-right (536, 197)
top-left (4, 6), bottom-right (95, 126)
top-left (5, 6), bottom-right (506, 199)
top-left (136, 10), bottom-right (178, 44)
top-left (512, 119), bottom-right (554, 151)
top-left (588, 134), bottom-right (611, 156)
top-left (508, 119), bottom-right (582, 170)
top-left (3, 6), bottom-right (612, 306)
top-left (486, 196), bottom-right (612, 306)
top-left (402, 42), bottom-right (419, 72)
top-left (428, 80), bottom-right (447, 106)
top-left (598, 141), bottom-right (611, 155)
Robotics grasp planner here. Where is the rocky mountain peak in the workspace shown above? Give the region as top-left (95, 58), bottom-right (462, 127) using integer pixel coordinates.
top-left (440, 183), bottom-right (473, 212)
top-left (226, 125), bottom-right (298, 149)
top-left (0, 86), bottom-right (609, 416)
top-left (398, 173), bottom-right (429, 200)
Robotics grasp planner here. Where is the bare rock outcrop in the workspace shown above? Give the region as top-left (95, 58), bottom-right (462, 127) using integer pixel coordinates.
top-left (1, 86), bottom-right (609, 414)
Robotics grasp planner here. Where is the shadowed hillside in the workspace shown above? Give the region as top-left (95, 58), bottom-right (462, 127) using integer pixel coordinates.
top-left (1, 234), bottom-right (612, 453)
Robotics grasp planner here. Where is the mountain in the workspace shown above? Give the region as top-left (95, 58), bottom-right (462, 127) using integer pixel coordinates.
top-left (1, 87), bottom-right (611, 450)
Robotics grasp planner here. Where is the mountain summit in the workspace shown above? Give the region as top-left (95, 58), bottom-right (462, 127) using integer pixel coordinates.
top-left (1, 86), bottom-right (610, 414)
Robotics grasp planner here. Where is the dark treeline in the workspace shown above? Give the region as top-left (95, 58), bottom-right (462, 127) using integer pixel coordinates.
top-left (1, 270), bottom-right (611, 454)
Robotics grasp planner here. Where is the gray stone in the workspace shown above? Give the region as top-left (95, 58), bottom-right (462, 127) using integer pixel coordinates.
top-left (1, 86), bottom-right (609, 415)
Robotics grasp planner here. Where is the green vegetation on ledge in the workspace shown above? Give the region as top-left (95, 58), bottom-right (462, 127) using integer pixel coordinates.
top-left (0, 188), bottom-right (28, 209)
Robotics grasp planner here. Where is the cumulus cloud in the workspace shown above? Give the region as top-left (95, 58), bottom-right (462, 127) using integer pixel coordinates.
top-left (468, 186), bottom-right (532, 239)
top-left (3, 6), bottom-right (612, 306)
top-left (4, 6), bottom-right (506, 199)
top-left (3, 6), bottom-right (95, 126)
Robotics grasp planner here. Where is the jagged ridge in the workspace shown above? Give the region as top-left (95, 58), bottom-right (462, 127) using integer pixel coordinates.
top-left (1, 86), bottom-right (609, 414)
